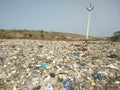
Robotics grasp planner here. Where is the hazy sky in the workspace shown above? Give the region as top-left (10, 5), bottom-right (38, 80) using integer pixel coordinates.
top-left (0, 0), bottom-right (120, 37)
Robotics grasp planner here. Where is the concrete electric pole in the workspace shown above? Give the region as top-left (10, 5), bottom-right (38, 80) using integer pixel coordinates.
top-left (86, 3), bottom-right (94, 40)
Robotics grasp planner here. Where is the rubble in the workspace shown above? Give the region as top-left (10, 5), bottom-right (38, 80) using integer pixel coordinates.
top-left (0, 39), bottom-right (120, 90)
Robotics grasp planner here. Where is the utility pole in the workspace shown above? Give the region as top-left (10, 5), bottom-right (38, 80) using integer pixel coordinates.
top-left (86, 3), bottom-right (94, 40)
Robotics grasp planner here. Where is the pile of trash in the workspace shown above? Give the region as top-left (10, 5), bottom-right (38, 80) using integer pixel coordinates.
top-left (0, 39), bottom-right (120, 90)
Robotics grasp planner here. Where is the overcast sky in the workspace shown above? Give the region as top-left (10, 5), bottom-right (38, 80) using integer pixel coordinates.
top-left (0, 0), bottom-right (120, 37)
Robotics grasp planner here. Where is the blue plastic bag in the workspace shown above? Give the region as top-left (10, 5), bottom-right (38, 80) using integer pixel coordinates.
top-left (81, 63), bottom-right (87, 67)
top-left (41, 63), bottom-right (48, 68)
top-left (96, 74), bottom-right (104, 80)
top-left (45, 83), bottom-right (53, 90)
top-left (63, 79), bottom-right (73, 90)
top-left (74, 52), bottom-right (80, 57)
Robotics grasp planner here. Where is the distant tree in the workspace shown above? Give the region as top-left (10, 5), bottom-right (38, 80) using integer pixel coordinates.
top-left (111, 30), bottom-right (120, 41)
top-left (39, 30), bottom-right (44, 33)
top-left (0, 29), bottom-right (5, 31)
top-left (113, 31), bottom-right (120, 36)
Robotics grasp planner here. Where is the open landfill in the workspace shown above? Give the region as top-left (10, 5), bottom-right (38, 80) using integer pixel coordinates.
top-left (0, 39), bottom-right (120, 90)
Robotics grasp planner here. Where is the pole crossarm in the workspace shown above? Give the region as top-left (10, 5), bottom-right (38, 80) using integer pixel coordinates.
top-left (87, 3), bottom-right (94, 11)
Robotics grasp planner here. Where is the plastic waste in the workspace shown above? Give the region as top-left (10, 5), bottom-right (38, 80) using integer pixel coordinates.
top-left (109, 77), bottom-right (117, 82)
top-left (45, 83), bottom-right (53, 90)
top-left (0, 40), bottom-right (120, 90)
top-left (4, 57), bottom-right (10, 61)
top-left (88, 77), bottom-right (96, 86)
top-left (32, 86), bottom-right (41, 90)
top-left (73, 52), bottom-right (80, 57)
top-left (92, 73), bottom-right (104, 81)
top-left (96, 74), bottom-right (104, 80)
top-left (107, 54), bottom-right (118, 58)
top-left (41, 63), bottom-right (48, 68)
top-left (49, 73), bottom-right (55, 78)
top-left (63, 78), bottom-right (73, 90)
top-left (81, 63), bottom-right (87, 67)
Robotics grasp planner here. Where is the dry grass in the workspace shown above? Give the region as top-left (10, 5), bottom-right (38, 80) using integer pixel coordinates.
top-left (0, 29), bottom-right (107, 41)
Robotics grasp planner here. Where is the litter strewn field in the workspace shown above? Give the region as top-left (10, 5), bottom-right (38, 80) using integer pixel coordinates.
top-left (0, 39), bottom-right (120, 90)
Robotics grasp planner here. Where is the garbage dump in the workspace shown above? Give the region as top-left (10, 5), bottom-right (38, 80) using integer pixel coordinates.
top-left (0, 39), bottom-right (120, 90)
